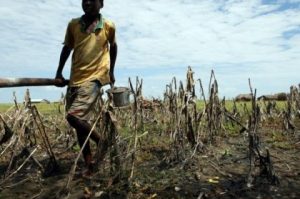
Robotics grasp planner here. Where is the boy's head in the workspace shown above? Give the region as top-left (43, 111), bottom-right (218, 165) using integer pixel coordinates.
top-left (82, 0), bottom-right (104, 16)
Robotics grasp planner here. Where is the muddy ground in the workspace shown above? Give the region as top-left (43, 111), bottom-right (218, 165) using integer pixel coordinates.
top-left (0, 116), bottom-right (300, 199)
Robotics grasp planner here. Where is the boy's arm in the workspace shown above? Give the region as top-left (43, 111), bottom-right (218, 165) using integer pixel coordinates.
top-left (55, 45), bottom-right (72, 79)
top-left (55, 45), bottom-right (72, 87)
top-left (56, 20), bottom-right (74, 80)
top-left (109, 42), bottom-right (118, 85)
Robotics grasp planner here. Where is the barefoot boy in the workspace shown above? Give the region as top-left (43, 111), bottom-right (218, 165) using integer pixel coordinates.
top-left (55, 0), bottom-right (117, 175)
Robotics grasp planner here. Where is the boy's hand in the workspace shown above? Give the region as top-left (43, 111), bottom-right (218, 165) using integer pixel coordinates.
top-left (55, 73), bottom-right (67, 87)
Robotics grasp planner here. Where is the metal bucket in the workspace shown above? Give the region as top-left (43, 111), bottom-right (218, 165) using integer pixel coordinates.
top-left (106, 87), bottom-right (131, 107)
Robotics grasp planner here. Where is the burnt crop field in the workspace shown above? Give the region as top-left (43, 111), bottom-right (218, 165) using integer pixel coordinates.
top-left (0, 68), bottom-right (299, 199)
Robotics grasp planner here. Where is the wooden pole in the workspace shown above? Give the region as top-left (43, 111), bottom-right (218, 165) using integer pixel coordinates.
top-left (0, 78), bottom-right (69, 88)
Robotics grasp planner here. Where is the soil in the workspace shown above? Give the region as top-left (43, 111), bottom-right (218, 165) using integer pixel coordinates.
top-left (0, 116), bottom-right (300, 199)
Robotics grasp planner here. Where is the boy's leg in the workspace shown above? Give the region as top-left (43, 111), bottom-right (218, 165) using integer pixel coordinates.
top-left (66, 114), bottom-right (101, 145)
top-left (65, 81), bottom-right (102, 169)
top-left (75, 129), bottom-right (91, 164)
top-left (67, 114), bottom-right (109, 164)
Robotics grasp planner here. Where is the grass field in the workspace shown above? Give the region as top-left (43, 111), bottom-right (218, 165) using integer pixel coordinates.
top-left (0, 100), bottom-right (288, 114)
top-left (0, 102), bottom-right (63, 115)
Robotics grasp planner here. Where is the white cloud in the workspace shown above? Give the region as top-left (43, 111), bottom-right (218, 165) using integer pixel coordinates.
top-left (0, 0), bottom-right (299, 102)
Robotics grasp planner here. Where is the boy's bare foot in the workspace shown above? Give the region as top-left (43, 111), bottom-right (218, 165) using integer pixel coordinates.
top-left (82, 161), bottom-right (96, 178)
top-left (82, 154), bottom-right (96, 178)
top-left (81, 168), bottom-right (93, 179)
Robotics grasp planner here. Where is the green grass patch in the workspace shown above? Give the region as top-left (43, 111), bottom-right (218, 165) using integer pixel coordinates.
top-left (0, 103), bottom-right (14, 113)
top-left (0, 102), bottom-right (63, 115)
top-left (0, 100), bottom-right (288, 115)
top-left (222, 122), bottom-right (240, 136)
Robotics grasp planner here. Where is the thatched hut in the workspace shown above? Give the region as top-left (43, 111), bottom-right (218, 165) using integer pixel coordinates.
top-left (234, 94), bottom-right (252, 101)
top-left (258, 92), bottom-right (287, 101)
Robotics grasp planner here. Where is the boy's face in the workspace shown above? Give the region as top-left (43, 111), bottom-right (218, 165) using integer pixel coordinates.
top-left (82, 0), bottom-right (103, 16)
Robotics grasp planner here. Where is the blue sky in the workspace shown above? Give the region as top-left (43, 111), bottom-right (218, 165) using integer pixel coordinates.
top-left (0, 0), bottom-right (299, 103)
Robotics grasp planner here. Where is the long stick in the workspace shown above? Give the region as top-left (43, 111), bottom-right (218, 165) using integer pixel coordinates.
top-left (0, 78), bottom-right (69, 88)
top-left (129, 78), bottom-right (138, 179)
